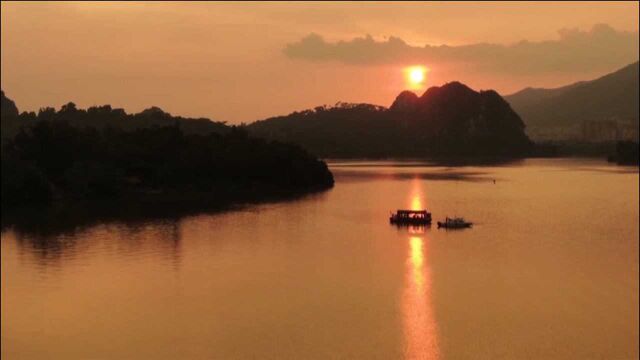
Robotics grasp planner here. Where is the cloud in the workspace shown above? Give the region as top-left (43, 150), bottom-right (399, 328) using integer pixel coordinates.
top-left (283, 24), bottom-right (639, 75)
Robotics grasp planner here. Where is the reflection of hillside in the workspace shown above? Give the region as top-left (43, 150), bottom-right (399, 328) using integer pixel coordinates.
top-left (8, 216), bottom-right (184, 269)
top-left (2, 189), bottom-right (331, 267)
top-left (1, 189), bottom-right (329, 239)
top-left (331, 168), bottom-right (493, 183)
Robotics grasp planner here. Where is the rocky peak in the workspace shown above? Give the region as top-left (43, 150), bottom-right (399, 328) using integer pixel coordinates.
top-left (389, 90), bottom-right (419, 112)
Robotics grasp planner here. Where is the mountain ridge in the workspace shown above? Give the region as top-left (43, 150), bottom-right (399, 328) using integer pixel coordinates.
top-left (2, 82), bottom-right (535, 158)
top-left (505, 61), bottom-right (639, 139)
top-left (249, 81), bottom-right (532, 158)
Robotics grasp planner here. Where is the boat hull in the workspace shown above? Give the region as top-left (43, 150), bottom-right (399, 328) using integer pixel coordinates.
top-left (390, 217), bottom-right (432, 225)
top-left (437, 221), bottom-right (472, 229)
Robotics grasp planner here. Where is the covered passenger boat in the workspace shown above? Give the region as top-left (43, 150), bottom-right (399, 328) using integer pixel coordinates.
top-left (389, 209), bottom-right (432, 225)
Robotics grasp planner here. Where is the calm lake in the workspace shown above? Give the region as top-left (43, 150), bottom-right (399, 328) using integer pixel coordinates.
top-left (2, 159), bottom-right (638, 359)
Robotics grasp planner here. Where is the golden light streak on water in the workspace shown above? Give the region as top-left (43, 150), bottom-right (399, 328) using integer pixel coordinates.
top-left (402, 235), bottom-right (439, 359)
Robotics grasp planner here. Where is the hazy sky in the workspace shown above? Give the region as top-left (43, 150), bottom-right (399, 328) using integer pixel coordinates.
top-left (1, 1), bottom-right (638, 123)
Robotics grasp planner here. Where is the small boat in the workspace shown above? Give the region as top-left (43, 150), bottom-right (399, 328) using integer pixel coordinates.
top-left (437, 217), bottom-right (472, 229)
top-left (390, 209), bottom-right (432, 225)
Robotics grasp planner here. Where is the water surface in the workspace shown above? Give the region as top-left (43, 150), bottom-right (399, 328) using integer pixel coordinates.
top-left (2, 159), bottom-right (638, 359)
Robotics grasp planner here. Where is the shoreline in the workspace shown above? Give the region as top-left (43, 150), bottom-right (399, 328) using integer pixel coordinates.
top-left (1, 185), bottom-right (333, 236)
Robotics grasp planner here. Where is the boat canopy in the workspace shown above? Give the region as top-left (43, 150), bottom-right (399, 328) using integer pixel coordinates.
top-left (396, 210), bottom-right (429, 214)
top-left (390, 209), bottom-right (432, 224)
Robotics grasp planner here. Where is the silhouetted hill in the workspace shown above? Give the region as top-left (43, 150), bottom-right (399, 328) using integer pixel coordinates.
top-left (1, 99), bottom-right (334, 209)
top-left (1, 96), bottom-right (230, 142)
top-left (389, 91), bottom-right (420, 112)
top-left (1, 90), bottom-right (19, 117)
top-left (504, 83), bottom-right (585, 112)
top-left (248, 103), bottom-right (394, 158)
top-left (505, 61), bottom-right (639, 140)
top-left (249, 82), bottom-right (532, 158)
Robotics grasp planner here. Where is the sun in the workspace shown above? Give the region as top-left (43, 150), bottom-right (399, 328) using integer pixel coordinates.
top-left (410, 68), bottom-right (425, 84)
top-left (405, 66), bottom-right (427, 88)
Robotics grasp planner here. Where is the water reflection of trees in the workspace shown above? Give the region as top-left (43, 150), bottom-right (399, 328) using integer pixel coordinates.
top-left (3, 201), bottom-right (188, 268)
top-left (1, 190), bottom-right (328, 267)
top-left (8, 218), bottom-right (184, 269)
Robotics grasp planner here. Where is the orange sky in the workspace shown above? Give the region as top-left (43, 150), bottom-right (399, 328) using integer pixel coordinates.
top-left (1, 1), bottom-right (638, 123)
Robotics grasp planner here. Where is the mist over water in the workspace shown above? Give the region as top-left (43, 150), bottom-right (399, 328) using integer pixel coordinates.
top-left (2, 159), bottom-right (638, 359)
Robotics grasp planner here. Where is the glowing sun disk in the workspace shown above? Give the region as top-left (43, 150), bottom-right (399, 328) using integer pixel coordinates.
top-left (410, 69), bottom-right (424, 83)
top-left (406, 66), bottom-right (427, 86)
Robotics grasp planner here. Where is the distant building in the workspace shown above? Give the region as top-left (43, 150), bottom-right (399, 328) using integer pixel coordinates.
top-left (618, 122), bottom-right (640, 142)
top-left (527, 125), bottom-right (582, 142)
top-left (582, 118), bottom-right (639, 142)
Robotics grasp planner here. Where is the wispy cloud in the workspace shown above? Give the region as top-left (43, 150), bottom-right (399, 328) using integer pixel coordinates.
top-left (284, 24), bottom-right (639, 75)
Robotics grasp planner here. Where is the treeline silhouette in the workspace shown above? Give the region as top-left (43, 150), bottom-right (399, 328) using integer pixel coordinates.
top-left (250, 103), bottom-right (397, 158)
top-left (1, 102), bottom-right (333, 208)
top-left (248, 82), bottom-right (533, 158)
top-left (1, 101), bottom-right (229, 144)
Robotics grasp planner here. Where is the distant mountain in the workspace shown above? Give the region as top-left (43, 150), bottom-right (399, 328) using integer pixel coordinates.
top-left (505, 82), bottom-right (585, 112)
top-left (1, 90), bottom-right (19, 117)
top-left (249, 82), bottom-right (532, 158)
top-left (505, 61), bottom-right (639, 139)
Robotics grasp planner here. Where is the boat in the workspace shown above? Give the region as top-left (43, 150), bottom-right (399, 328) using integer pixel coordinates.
top-left (437, 217), bottom-right (472, 229)
top-left (389, 209), bottom-right (432, 225)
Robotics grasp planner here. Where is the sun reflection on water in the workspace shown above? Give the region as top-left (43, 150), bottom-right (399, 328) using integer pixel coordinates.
top-left (402, 235), bottom-right (439, 360)
top-left (410, 237), bottom-right (425, 289)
